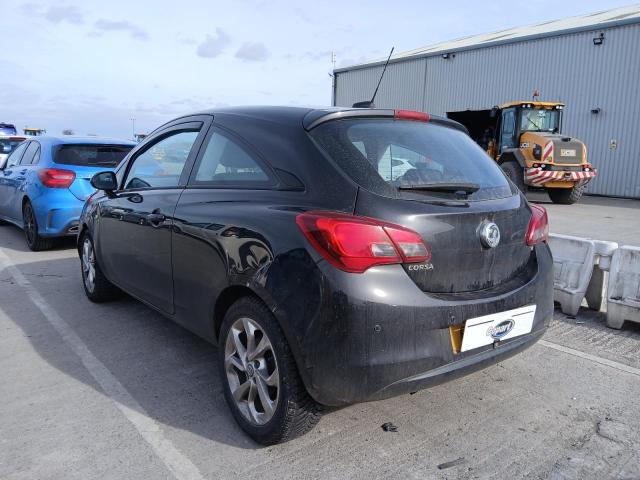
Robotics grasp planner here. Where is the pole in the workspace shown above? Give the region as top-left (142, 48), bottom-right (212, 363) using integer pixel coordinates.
top-left (130, 118), bottom-right (136, 140)
top-left (331, 51), bottom-right (336, 106)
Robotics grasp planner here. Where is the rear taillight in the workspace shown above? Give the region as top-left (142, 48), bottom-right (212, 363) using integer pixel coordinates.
top-left (296, 211), bottom-right (431, 273)
top-left (394, 109), bottom-right (430, 122)
top-left (525, 205), bottom-right (549, 245)
top-left (37, 168), bottom-right (76, 188)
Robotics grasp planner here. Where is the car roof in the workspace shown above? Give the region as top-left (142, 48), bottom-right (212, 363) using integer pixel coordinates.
top-left (23, 135), bottom-right (136, 147)
top-left (165, 105), bottom-right (464, 133)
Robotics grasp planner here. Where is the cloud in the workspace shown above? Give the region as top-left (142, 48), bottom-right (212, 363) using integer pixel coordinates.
top-left (235, 42), bottom-right (270, 62)
top-left (94, 19), bottom-right (149, 40)
top-left (196, 29), bottom-right (231, 58)
top-left (45, 5), bottom-right (84, 24)
top-left (21, 3), bottom-right (84, 24)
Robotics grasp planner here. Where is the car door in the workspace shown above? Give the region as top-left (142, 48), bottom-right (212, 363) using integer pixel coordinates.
top-left (0, 141), bottom-right (30, 221)
top-left (8, 141), bottom-right (40, 220)
top-left (97, 118), bottom-right (210, 314)
top-left (171, 126), bottom-right (278, 337)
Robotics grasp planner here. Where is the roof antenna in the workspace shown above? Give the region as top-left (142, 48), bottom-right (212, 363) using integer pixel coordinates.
top-left (352, 47), bottom-right (394, 108)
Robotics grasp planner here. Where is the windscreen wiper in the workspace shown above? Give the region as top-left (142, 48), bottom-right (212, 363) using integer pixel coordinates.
top-left (398, 182), bottom-right (480, 195)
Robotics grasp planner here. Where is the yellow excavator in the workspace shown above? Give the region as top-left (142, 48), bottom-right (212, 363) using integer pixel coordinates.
top-left (448, 101), bottom-right (596, 204)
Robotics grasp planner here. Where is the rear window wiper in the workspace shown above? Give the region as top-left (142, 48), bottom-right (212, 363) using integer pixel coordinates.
top-left (398, 182), bottom-right (481, 195)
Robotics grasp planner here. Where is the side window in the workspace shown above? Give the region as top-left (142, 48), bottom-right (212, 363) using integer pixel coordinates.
top-left (124, 130), bottom-right (199, 190)
top-left (500, 109), bottom-right (516, 151)
top-left (20, 142), bottom-right (40, 165)
top-left (6, 142), bottom-right (28, 167)
top-left (192, 131), bottom-right (270, 185)
top-left (31, 145), bottom-right (41, 165)
top-left (502, 110), bottom-right (515, 136)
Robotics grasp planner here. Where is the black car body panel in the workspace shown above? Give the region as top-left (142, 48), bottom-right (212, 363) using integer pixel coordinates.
top-left (79, 106), bottom-right (553, 407)
top-left (283, 246), bottom-right (552, 405)
top-left (354, 187), bottom-right (534, 293)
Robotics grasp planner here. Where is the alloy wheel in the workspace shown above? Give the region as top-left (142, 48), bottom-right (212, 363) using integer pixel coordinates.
top-left (224, 317), bottom-right (280, 426)
top-left (24, 204), bottom-right (36, 245)
top-left (82, 237), bottom-right (96, 293)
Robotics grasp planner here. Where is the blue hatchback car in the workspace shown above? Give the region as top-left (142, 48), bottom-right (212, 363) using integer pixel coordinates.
top-left (0, 136), bottom-right (134, 250)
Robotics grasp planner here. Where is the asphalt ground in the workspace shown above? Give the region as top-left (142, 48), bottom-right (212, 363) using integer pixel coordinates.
top-left (529, 191), bottom-right (640, 246)
top-left (1, 195), bottom-right (638, 480)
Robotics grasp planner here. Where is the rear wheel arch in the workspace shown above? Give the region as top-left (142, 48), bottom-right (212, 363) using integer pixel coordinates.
top-left (21, 197), bottom-right (54, 251)
top-left (214, 286), bottom-right (271, 342)
top-left (21, 195), bottom-right (31, 211)
top-left (212, 285), bottom-right (312, 389)
top-left (77, 224), bottom-right (89, 255)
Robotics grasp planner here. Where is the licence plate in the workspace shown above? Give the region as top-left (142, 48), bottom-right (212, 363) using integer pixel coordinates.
top-left (460, 305), bottom-right (536, 352)
top-left (560, 148), bottom-right (576, 157)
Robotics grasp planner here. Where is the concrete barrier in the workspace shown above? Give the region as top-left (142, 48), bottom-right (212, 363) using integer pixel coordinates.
top-left (585, 239), bottom-right (619, 311)
top-left (548, 234), bottom-right (596, 316)
top-left (606, 245), bottom-right (640, 329)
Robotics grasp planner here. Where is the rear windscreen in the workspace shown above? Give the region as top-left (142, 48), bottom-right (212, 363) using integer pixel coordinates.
top-left (309, 119), bottom-right (513, 201)
top-left (54, 144), bottom-right (132, 167)
top-left (0, 125), bottom-right (17, 135)
top-left (0, 138), bottom-right (25, 154)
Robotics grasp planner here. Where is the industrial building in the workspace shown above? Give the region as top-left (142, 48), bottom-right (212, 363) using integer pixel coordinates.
top-left (333, 5), bottom-right (640, 198)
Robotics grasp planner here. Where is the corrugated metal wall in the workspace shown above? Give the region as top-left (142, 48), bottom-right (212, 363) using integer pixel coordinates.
top-left (335, 23), bottom-right (640, 198)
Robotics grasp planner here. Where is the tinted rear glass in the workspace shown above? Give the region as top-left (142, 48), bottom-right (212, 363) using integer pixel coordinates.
top-left (54, 144), bottom-right (132, 167)
top-left (0, 138), bottom-right (25, 154)
top-left (0, 124), bottom-right (17, 135)
top-left (309, 119), bottom-right (513, 201)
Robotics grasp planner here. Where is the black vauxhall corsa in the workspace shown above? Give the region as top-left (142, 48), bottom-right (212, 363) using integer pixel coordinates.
top-left (78, 106), bottom-right (553, 444)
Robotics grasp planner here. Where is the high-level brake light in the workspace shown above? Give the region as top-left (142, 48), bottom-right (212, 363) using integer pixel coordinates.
top-left (394, 110), bottom-right (430, 122)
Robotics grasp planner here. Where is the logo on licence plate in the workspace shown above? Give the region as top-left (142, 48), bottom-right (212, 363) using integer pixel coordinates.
top-left (486, 319), bottom-right (515, 339)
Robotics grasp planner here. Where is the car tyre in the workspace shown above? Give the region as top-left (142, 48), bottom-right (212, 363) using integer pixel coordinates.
top-left (500, 161), bottom-right (526, 193)
top-left (23, 201), bottom-right (54, 251)
top-left (547, 184), bottom-right (585, 204)
top-left (219, 296), bottom-right (322, 445)
top-left (80, 232), bottom-right (121, 302)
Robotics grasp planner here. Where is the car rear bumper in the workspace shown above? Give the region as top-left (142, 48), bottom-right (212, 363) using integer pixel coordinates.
top-left (31, 194), bottom-right (83, 237)
top-left (283, 244), bottom-right (553, 407)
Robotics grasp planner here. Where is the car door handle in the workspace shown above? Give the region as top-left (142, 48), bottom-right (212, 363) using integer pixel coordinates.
top-left (146, 213), bottom-right (165, 225)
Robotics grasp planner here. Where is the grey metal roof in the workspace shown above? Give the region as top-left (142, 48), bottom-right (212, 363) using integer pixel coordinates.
top-left (335, 4), bottom-right (640, 73)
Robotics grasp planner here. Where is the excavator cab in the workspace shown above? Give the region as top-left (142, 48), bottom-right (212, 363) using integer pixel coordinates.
top-left (23, 127), bottom-right (47, 136)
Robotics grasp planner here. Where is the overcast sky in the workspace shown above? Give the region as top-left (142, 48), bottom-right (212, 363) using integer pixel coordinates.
top-left (2, 0), bottom-right (634, 139)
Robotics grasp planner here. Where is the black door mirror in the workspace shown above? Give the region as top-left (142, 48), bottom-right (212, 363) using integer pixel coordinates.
top-left (91, 171), bottom-right (118, 191)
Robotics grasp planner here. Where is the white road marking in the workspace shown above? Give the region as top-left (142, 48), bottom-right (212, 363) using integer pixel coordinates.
top-left (0, 249), bottom-right (207, 480)
top-left (539, 339), bottom-right (640, 377)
